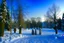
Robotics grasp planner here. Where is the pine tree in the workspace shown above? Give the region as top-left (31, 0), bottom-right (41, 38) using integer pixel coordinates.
top-left (39, 22), bottom-right (42, 35)
top-left (5, 8), bottom-right (11, 31)
top-left (31, 18), bottom-right (37, 35)
top-left (62, 13), bottom-right (64, 31)
top-left (0, 0), bottom-right (7, 36)
top-left (25, 20), bottom-right (30, 29)
top-left (29, 21), bottom-right (34, 35)
top-left (36, 17), bottom-right (42, 35)
top-left (57, 18), bottom-right (61, 30)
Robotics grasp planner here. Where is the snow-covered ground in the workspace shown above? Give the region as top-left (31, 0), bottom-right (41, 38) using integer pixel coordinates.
top-left (0, 28), bottom-right (64, 43)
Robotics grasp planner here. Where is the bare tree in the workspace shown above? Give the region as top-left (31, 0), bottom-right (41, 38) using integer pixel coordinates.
top-left (45, 4), bottom-right (60, 22)
top-left (45, 4), bottom-right (60, 34)
top-left (13, 10), bottom-right (17, 33)
top-left (17, 2), bottom-right (25, 34)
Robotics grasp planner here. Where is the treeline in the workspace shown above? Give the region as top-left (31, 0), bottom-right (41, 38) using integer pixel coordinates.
top-left (25, 17), bottom-right (42, 35)
top-left (45, 13), bottom-right (64, 31)
top-left (12, 17), bottom-right (42, 35)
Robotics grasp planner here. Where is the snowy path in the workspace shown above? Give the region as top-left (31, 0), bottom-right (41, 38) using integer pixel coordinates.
top-left (9, 28), bottom-right (64, 43)
top-left (10, 35), bottom-right (64, 43)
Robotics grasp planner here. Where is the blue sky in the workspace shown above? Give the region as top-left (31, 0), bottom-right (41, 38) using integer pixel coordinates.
top-left (0, 0), bottom-right (64, 22)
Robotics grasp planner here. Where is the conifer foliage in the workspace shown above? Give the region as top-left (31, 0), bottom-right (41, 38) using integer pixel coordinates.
top-left (0, 0), bottom-right (7, 36)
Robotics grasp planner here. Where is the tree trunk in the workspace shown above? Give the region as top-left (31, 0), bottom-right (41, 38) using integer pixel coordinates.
top-left (8, 26), bottom-right (11, 31)
top-left (35, 29), bottom-right (37, 35)
top-left (0, 21), bottom-right (4, 37)
top-left (39, 28), bottom-right (41, 35)
top-left (54, 26), bottom-right (57, 34)
top-left (55, 29), bottom-right (57, 34)
top-left (14, 28), bottom-right (16, 33)
top-left (32, 29), bottom-right (34, 35)
top-left (19, 27), bottom-right (21, 34)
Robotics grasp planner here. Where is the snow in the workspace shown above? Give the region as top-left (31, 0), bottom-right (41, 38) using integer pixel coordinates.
top-left (0, 28), bottom-right (64, 43)
top-left (10, 35), bottom-right (64, 43)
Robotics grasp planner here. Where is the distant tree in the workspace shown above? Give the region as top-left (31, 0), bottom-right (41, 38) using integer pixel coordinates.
top-left (36, 17), bottom-right (42, 35)
top-left (31, 18), bottom-right (37, 35)
top-left (25, 19), bottom-right (30, 29)
top-left (30, 21), bottom-right (33, 29)
top-left (29, 20), bottom-right (34, 35)
top-left (13, 10), bottom-right (18, 33)
top-left (13, 21), bottom-right (16, 33)
top-left (57, 18), bottom-right (61, 30)
top-left (31, 18), bottom-right (36, 28)
top-left (32, 28), bottom-right (34, 35)
top-left (62, 13), bottom-right (64, 31)
top-left (9, 0), bottom-right (14, 34)
top-left (45, 4), bottom-right (60, 34)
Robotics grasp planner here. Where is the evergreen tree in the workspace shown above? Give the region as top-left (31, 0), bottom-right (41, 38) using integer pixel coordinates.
top-left (0, 0), bottom-right (7, 36)
top-left (29, 21), bottom-right (34, 35)
top-left (36, 17), bottom-right (42, 35)
top-left (57, 18), bottom-right (61, 30)
top-left (62, 13), bottom-right (64, 31)
top-left (31, 18), bottom-right (37, 35)
top-left (25, 19), bottom-right (30, 29)
top-left (39, 22), bottom-right (42, 35)
top-left (5, 7), bottom-right (11, 31)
